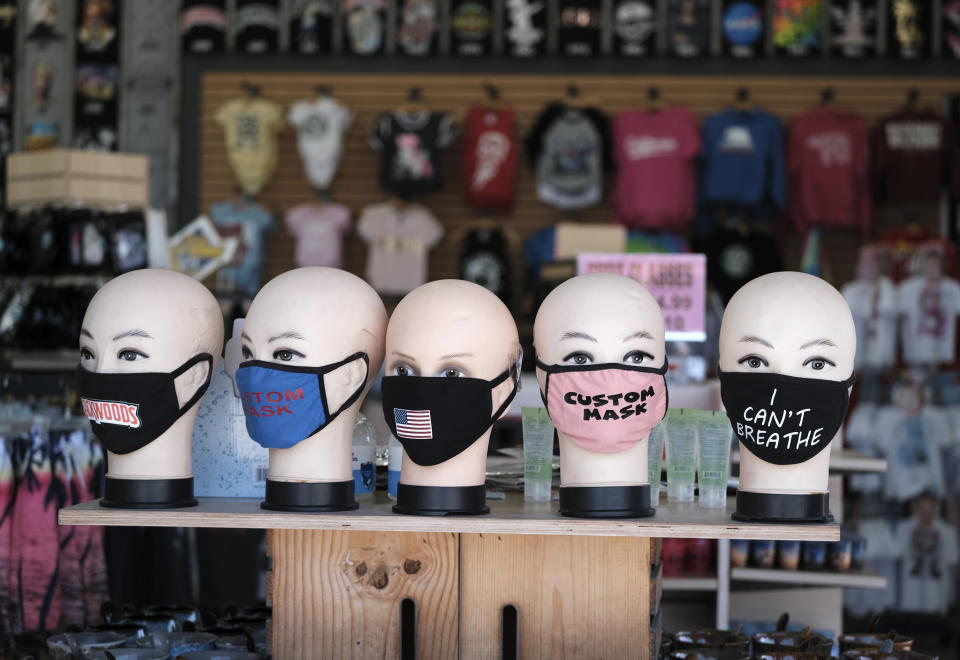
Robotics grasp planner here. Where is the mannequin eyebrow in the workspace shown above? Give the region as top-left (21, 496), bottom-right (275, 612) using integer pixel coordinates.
top-left (623, 330), bottom-right (654, 341)
top-left (799, 338), bottom-right (836, 349)
top-left (80, 328), bottom-right (94, 339)
top-left (440, 352), bottom-right (473, 360)
top-left (739, 335), bottom-right (774, 348)
top-left (112, 329), bottom-right (153, 341)
top-left (392, 350), bottom-right (418, 362)
top-left (561, 331), bottom-right (597, 342)
top-left (269, 331), bottom-right (306, 342)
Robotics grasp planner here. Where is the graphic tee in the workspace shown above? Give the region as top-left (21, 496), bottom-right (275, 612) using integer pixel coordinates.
top-left (612, 0), bottom-right (657, 56)
top-left (461, 106), bottom-right (517, 213)
top-left (667, 0), bottom-right (709, 57)
top-left (841, 276), bottom-right (897, 369)
top-left (702, 227), bottom-right (784, 303)
top-left (450, 0), bottom-right (494, 56)
top-left (288, 96), bottom-right (353, 190)
top-left (525, 103), bottom-right (611, 210)
top-left (180, 0), bottom-right (226, 53)
top-left (897, 275), bottom-right (960, 366)
top-left (210, 200), bottom-right (273, 297)
top-left (722, 0), bottom-right (764, 58)
top-left (285, 202), bottom-right (351, 268)
top-left (460, 228), bottom-right (509, 301)
top-left (876, 405), bottom-right (950, 503)
top-left (773, 0), bottom-right (823, 56)
top-left (76, 0), bottom-right (120, 60)
top-left (888, 0), bottom-right (929, 59)
top-left (357, 202), bottom-right (444, 295)
top-left (289, 0), bottom-right (335, 54)
top-left (234, 0), bottom-right (279, 53)
top-left (215, 97), bottom-right (284, 197)
top-left (896, 517), bottom-right (959, 615)
top-left (557, 0), bottom-right (602, 57)
top-left (946, 1), bottom-right (960, 59)
top-left (397, 0), bottom-right (439, 55)
top-left (830, 0), bottom-right (877, 58)
top-left (342, 0), bottom-right (386, 55)
top-left (369, 110), bottom-right (454, 198)
top-left (504, 0), bottom-right (547, 57)
top-left (872, 108), bottom-right (960, 202)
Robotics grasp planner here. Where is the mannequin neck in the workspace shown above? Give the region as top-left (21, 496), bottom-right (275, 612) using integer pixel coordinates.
top-left (400, 428), bottom-right (492, 487)
top-left (106, 408), bottom-right (198, 479)
top-left (557, 430), bottom-right (649, 487)
top-left (268, 405), bottom-right (357, 482)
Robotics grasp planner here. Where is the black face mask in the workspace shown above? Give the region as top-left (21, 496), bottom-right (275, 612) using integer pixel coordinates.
top-left (381, 367), bottom-right (519, 467)
top-left (77, 353), bottom-right (214, 455)
top-left (718, 368), bottom-right (856, 466)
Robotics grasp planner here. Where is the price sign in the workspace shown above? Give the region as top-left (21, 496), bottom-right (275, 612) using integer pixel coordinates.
top-left (576, 253), bottom-right (706, 342)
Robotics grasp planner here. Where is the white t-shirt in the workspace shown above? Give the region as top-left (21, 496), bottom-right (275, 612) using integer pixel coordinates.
top-left (842, 276), bottom-right (898, 369)
top-left (284, 202), bottom-right (351, 268)
top-left (288, 96), bottom-right (353, 189)
top-left (845, 403), bottom-right (883, 495)
top-left (875, 406), bottom-right (950, 503)
top-left (896, 517), bottom-right (958, 614)
top-left (897, 275), bottom-right (960, 366)
top-left (845, 518), bottom-right (899, 617)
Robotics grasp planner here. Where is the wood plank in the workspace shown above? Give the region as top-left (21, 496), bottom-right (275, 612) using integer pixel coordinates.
top-left (270, 529), bottom-right (458, 659)
top-left (58, 491), bottom-right (841, 541)
top-left (460, 533), bottom-right (650, 659)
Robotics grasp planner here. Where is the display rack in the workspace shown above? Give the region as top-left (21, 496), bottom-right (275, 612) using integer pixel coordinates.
top-left (60, 492), bottom-right (838, 659)
top-left (731, 566), bottom-right (888, 589)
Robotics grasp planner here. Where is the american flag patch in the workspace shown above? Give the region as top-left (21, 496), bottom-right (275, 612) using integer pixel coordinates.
top-left (394, 408), bottom-right (433, 439)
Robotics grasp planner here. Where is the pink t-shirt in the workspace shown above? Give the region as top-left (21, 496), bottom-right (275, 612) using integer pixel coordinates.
top-left (284, 202), bottom-right (352, 268)
top-left (357, 202), bottom-right (444, 295)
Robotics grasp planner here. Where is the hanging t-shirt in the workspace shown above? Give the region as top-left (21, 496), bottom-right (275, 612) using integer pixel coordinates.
top-left (450, 0), bottom-right (494, 56)
top-left (830, 0), bottom-right (878, 58)
top-left (611, 0), bottom-right (657, 56)
top-left (525, 103), bottom-right (611, 210)
top-left (503, 0), bottom-right (547, 57)
top-left (342, 0), bottom-right (386, 55)
top-left (612, 106), bottom-right (700, 229)
top-left (357, 202), bottom-right (444, 295)
top-left (773, 0), bottom-right (823, 56)
top-left (897, 275), bottom-right (960, 366)
top-left (888, 0), bottom-right (929, 59)
top-left (722, 0), bottom-right (764, 58)
top-left (872, 108), bottom-right (960, 203)
top-left (214, 97), bottom-right (284, 197)
top-left (461, 106), bottom-right (517, 213)
top-left (180, 0), bottom-right (227, 53)
top-left (109, 211), bottom-right (148, 274)
top-left (460, 228), bottom-right (509, 301)
top-left (288, 96), bottom-right (352, 190)
top-left (841, 276), bottom-right (897, 370)
top-left (557, 0), bottom-right (602, 57)
top-left (285, 202), bottom-right (351, 268)
top-left (368, 110), bottom-right (454, 198)
top-left (76, 0), bottom-right (120, 60)
top-left (700, 226), bottom-right (784, 303)
top-left (397, 0), bottom-right (439, 55)
top-left (876, 405), bottom-right (950, 503)
top-left (667, 0), bottom-right (709, 57)
top-left (289, 0), bottom-right (335, 54)
top-left (233, 0), bottom-right (280, 53)
top-left (210, 200), bottom-right (273, 298)
top-left (896, 517), bottom-right (959, 614)
top-left (945, 2), bottom-right (960, 59)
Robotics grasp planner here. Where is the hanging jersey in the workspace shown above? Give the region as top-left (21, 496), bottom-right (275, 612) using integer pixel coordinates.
top-left (460, 228), bottom-right (510, 301)
top-left (210, 200), bottom-right (273, 297)
top-left (288, 96), bottom-right (353, 190)
top-left (358, 202), bottom-right (444, 295)
top-left (898, 275), bottom-right (960, 366)
top-left (285, 202), bottom-right (351, 268)
top-left (369, 110), bottom-right (454, 198)
top-left (462, 106), bottom-right (517, 213)
top-left (871, 108), bottom-right (960, 202)
top-left (215, 97), bottom-right (284, 197)
top-left (841, 276), bottom-right (897, 369)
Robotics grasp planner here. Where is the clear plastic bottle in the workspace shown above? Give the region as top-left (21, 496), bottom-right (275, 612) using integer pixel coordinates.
top-left (387, 434), bottom-right (403, 500)
top-left (352, 413), bottom-right (376, 499)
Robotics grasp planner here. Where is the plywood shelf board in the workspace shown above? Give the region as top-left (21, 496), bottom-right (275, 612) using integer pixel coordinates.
top-left (662, 577), bottom-right (718, 591)
top-left (731, 566), bottom-right (887, 589)
top-left (60, 492), bottom-right (840, 541)
top-left (732, 449), bottom-right (887, 474)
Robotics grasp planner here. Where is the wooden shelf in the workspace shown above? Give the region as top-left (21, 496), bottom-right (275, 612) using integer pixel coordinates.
top-left (59, 492), bottom-right (840, 541)
top-left (2, 350), bottom-right (79, 371)
top-left (662, 576), bottom-right (718, 591)
top-left (732, 449), bottom-right (887, 474)
top-left (731, 566), bottom-right (887, 589)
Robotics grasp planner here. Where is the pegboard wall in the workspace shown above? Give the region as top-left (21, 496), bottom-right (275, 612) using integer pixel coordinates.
top-left (198, 72), bottom-right (960, 310)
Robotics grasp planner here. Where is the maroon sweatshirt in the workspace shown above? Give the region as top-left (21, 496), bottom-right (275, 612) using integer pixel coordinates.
top-left (872, 107), bottom-right (960, 202)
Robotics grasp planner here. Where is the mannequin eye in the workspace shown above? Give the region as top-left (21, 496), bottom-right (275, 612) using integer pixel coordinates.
top-left (440, 368), bottom-right (465, 378)
top-left (738, 355), bottom-right (768, 369)
top-left (241, 346), bottom-right (252, 360)
top-left (79, 347), bottom-right (95, 361)
top-left (562, 352), bottom-right (593, 365)
top-left (623, 350), bottom-right (654, 365)
top-left (393, 364), bottom-right (418, 377)
top-left (118, 349), bottom-right (147, 362)
top-left (273, 349), bottom-right (304, 362)
top-left (803, 357), bottom-right (835, 371)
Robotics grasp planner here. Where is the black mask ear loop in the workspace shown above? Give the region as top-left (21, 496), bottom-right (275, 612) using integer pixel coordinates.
top-left (489, 365), bottom-right (520, 424)
top-left (316, 352), bottom-right (371, 428)
top-left (170, 353), bottom-right (215, 416)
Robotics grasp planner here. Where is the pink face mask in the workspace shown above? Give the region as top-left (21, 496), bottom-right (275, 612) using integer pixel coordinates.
top-left (536, 358), bottom-right (669, 454)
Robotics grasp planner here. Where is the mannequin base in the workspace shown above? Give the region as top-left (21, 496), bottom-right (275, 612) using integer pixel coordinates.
top-left (261, 479), bottom-right (358, 513)
top-left (392, 484), bottom-right (489, 516)
top-left (732, 489), bottom-right (833, 523)
top-left (558, 485), bottom-right (655, 519)
top-left (100, 476), bottom-right (198, 509)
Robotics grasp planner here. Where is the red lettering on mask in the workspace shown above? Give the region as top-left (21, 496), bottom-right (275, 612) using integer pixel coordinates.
top-left (81, 398), bottom-right (142, 429)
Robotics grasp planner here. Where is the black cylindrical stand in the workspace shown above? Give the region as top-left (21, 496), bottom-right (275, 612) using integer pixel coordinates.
top-left (732, 490), bottom-right (833, 523)
top-left (392, 484), bottom-right (489, 516)
top-left (261, 478), bottom-right (359, 512)
top-left (100, 476), bottom-right (198, 509)
top-left (558, 484), bottom-right (655, 519)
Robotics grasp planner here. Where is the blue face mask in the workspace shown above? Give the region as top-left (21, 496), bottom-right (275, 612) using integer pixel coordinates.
top-left (235, 352), bottom-right (369, 450)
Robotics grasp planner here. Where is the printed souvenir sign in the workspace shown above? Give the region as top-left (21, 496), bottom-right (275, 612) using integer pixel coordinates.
top-left (577, 253), bottom-right (706, 342)
top-left (721, 0), bottom-right (763, 57)
top-left (168, 215), bottom-right (239, 282)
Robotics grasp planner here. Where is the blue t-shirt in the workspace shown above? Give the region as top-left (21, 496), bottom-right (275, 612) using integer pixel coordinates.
top-left (210, 200), bottom-right (273, 297)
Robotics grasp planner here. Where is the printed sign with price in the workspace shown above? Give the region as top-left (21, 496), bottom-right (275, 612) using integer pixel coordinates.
top-left (576, 253), bottom-right (707, 342)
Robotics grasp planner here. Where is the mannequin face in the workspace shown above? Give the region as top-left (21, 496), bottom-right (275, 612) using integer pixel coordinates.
top-left (533, 273), bottom-right (666, 387)
top-left (719, 272), bottom-right (856, 381)
top-left (80, 269), bottom-right (223, 404)
top-left (241, 268), bottom-right (387, 411)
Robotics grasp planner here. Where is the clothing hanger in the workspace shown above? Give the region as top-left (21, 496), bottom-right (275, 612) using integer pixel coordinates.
top-left (820, 87), bottom-right (835, 107)
top-left (315, 84), bottom-right (332, 99)
top-left (398, 86), bottom-right (427, 115)
top-left (482, 82), bottom-right (503, 109)
top-left (562, 83), bottom-right (594, 109)
top-left (905, 87), bottom-right (920, 111)
top-left (646, 86), bottom-right (663, 112)
top-left (734, 87), bottom-right (752, 111)
top-left (242, 82), bottom-right (261, 99)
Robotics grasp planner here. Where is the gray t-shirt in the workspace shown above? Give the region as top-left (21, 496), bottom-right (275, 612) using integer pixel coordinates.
top-left (536, 110), bottom-right (603, 209)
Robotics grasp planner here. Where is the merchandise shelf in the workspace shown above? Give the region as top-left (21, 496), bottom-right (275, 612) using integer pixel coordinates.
top-left (732, 449), bottom-right (887, 474)
top-left (731, 566), bottom-right (887, 589)
top-left (662, 576), bottom-right (719, 591)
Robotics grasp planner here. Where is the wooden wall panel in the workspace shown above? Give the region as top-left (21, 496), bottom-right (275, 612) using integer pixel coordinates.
top-left (198, 73), bottom-right (960, 310)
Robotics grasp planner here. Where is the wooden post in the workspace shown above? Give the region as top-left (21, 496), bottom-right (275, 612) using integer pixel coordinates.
top-left (460, 533), bottom-right (651, 659)
top-left (268, 529), bottom-right (459, 659)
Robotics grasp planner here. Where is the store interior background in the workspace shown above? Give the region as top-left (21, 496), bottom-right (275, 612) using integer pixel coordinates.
top-left (2, 0), bottom-right (960, 656)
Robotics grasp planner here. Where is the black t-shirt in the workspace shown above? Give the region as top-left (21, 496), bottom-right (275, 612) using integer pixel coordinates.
top-left (557, 0), bottom-right (602, 57)
top-left (830, 0), bottom-right (877, 58)
top-left (612, 0), bottom-right (657, 56)
top-left (946, 1), bottom-right (960, 59)
top-left (460, 228), bottom-right (510, 302)
top-left (342, 0), bottom-right (387, 56)
top-left (0, 2), bottom-right (16, 56)
top-left (503, 0), bottom-right (547, 57)
top-left (887, 0), bottom-right (929, 59)
top-left (289, 0), bottom-right (335, 54)
top-left (721, 0), bottom-right (764, 58)
top-left (181, 0), bottom-right (227, 54)
top-left (369, 110), bottom-right (454, 198)
top-left (450, 0), bottom-right (494, 56)
top-left (76, 0), bottom-right (120, 61)
top-left (234, 0), bottom-right (280, 53)
top-left (396, 0), bottom-right (440, 55)
top-left (667, 0), bottom-right (709, 57)
top-left (701, 226), bottom-right (784, 303)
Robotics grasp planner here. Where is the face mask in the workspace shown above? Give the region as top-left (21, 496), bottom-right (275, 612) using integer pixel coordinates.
top-left (381, 367), bottom-right (519, 467)
top-left (536, 358), bottom-right (669, 454)
top-left (78, 353), bottom-right (214, 455)
top-left (235, 352), bottom-right (369, 450)
top-left (718, 368), bottom-right (856, 466)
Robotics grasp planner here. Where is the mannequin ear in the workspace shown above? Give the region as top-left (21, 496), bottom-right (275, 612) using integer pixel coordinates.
top-left (173, 359), bottom-right (211, 409)
top-left (323, 358), bottom-right (368, 412)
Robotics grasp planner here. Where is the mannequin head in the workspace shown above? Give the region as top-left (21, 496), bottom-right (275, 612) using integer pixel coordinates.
top-left (241, 267), bottom-right (386, 482)
top-left (80, 269), bottom-right (223, 478)
top-left (919, 245), bottom-right (945, 282)
top-left (385, 279), bottom-right (519, 487)
top-left (534, 273), bottom-right (666, 487)
top-left (719, 271), bottom-right (855, 494)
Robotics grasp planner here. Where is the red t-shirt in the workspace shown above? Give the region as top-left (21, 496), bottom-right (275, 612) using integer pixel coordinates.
top-left (788, 106), bottom-right (872, 236)
top-left (612, 107), bottom-right (700, 229)
top-left (461, 106), bottom-right (517, 213)
top-left (872, 107), bottom-right (960, 203)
